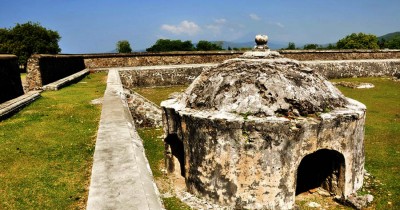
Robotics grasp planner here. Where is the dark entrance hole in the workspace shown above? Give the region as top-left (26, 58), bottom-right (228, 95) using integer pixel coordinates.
top-left (165, 134), bottom-right (185, 177)
top-left (296, 149), bottom-right (345, 196)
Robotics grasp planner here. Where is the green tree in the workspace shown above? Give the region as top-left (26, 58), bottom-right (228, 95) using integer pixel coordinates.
top-left (0, 22), bottom-right (61, 67)
top-left (385, 36), bottom-right (400, 49)
top-left (326, 43), bottom-right (336, 50)
top-left (196, 40), bottom-right (223, 51)
top-left (378, 38), bottom-right (386, 49)
top-left (116, 40), bottom-right (132, 53)
top-left (303, 44), bottom-right (320, 50)
top-left (286, 42), bottom-right (296, 50)
top-left (336, 33), bottom-right (379, 49)
top-left (146, 39), bottom-right (194, 52)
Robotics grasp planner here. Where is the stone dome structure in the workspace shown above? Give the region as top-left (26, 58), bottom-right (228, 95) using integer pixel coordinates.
top-left (161, 50), bottom-right (366, 209)
top-left (178, 56), bottom-right (347, 117)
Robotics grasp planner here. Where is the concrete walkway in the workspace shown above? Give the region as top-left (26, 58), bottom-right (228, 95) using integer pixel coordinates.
top-left (86, 69), bottom-right (164, 210)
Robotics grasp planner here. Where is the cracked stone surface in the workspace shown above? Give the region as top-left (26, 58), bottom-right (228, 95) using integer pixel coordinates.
top-left (177, 57), bottom-right (347, 117)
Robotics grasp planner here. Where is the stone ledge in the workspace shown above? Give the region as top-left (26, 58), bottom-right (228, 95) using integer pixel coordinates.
top-left (0, 91), bottom-right (42, 120)
top-left (81, 51), bottom-right (243, 59)
top-left (0, 54), bottom-right (17, 60)
top-left (42, 69), bottom-right (89, 91)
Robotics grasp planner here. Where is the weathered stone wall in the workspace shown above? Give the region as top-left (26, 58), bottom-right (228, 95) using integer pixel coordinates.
top-left (24, 50), bottom-right (400, 91)
top-left (83, 52), bottom-right (242, 68)
top-left (119, 64), bottom-right (217, 89)
top-left (302, 59), bottom-right (400, 79)
top-left (126, 91), bottom-right (162, 128)
top-left (119, 59), bottom-right (400, 90)
top-left (279, 49), bottom-right (400, 61)
top-left (26, 54), bottom-right (85, 90)
top-left (120, 64), bottom-right (216, 128)
top-left (84, 50), bottom-right (400, 68)
top-left (0, 55), bottom-right (24, 103)
top-left (162, 110), bottom-right (365, 209)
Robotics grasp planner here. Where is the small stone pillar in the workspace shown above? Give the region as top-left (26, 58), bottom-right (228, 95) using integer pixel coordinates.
top-left (255, 34), bottom-right (269, 49)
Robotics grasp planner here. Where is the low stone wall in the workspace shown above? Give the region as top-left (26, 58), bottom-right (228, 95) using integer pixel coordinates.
top-left (302, 59), bottom-right (400, 79)
top-left (126, 91), bottom-right (162, 128)
top-left (119, 59), bottom-right (400, 90)
top-left (119, 64), bottom-right (216, 128)
top-left (26, 54), bottom-right (85, 90)
top-left (119, 64), bottom-right (217, 89)
top-left (0, 55), bottom-right (24, 103)
top-left (83, 52), bottom-right (242, 68)
top-left (279, 49), bottom-right (400, 61)
top-left (24, 50), bottom-right (400, 91)
top-left (84, 50), bottom-right (400, 68)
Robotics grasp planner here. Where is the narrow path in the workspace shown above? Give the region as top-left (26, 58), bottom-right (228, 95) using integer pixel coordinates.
top-left (86, 69), bottom-right (163, 210)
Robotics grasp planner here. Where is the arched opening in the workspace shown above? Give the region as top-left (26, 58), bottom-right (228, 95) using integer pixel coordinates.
top-left (296, 149), bottom-right (345, 196)
top-left (165, 134), bottom-right (185, 177)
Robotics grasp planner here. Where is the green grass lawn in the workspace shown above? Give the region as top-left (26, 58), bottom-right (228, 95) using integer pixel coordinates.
top-left (133, 85), bottom-right (187, 106)
top-left (331, 77), bottom-right (400, 209)
top-left (137, 77), bottom-right (399, 209)
top-left (0, 72), bottom-right (106, 209)
top-left (137, 128), bottom-right (165, 178)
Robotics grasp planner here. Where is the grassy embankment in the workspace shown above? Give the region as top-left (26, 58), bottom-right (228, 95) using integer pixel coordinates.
top-left (136, 78), bottom-right (399, 210)
top-left (0, 72), bottom-right (107, 209)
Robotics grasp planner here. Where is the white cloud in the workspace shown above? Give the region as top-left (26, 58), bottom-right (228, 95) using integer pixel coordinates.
top-left (206, 18), bottom-right (228, 34)
top-left (206, 25), bottom-right (221, 34)
top-left (249, 13), bottom-right (261, 21)
top-left (275, 22), bottom-right (285, 28)
top-left (266, 21), bottom-right (285, 28)
top-left (161, 20), bottom-right (201, 36)
top-left (214, 18), bottom-right (227, 24)
top-left (205, 18), bottom-right (228, 35)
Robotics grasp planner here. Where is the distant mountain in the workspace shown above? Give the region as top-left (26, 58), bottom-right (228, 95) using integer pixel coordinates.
top-left (108, 49), bottom-right (118, 53)
top-left (378, 31), bottom-right (400, 41)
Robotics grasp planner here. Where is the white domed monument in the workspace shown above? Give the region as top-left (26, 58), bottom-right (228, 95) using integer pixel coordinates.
top-left (161, 35), bottom-right (367, 209)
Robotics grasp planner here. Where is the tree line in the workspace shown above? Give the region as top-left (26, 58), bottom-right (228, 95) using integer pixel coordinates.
top-left (117, 39), bottom-right (224, 53)
top-left (1, 22), bottom-right (400, 68)
top-left (284, 32), bottom-right (400, 50)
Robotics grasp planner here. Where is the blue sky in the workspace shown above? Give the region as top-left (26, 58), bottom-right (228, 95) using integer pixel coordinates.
top-left (1, 0), bottom-right (399, 53)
